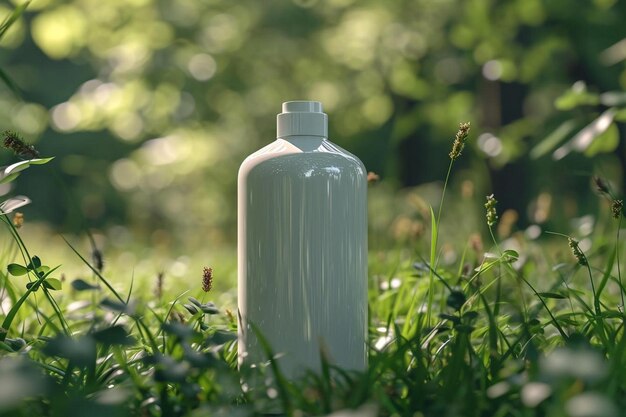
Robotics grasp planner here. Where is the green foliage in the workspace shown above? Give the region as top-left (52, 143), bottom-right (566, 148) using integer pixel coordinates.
top-left (1, 0), bottom-right (624, 243)
top-left (536, 80), bottom-right (626, 161)
top-left (7, 263), bottom-right (27, 276)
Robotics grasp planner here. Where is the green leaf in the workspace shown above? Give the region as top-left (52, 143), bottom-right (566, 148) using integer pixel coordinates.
top-left (597, 311), bottom-right (624, 319)
top-left (183, 347), bottom-right (217, 368)
top-left (92, 325), bottom-right (135, 346)
top-left (474, 258), bottom-right (500, 273)
top-left (3, 160), bottom-right (33, 175)
top-left (25, 282), bottom-right (40, 291)
top-left (27, 157), bottom-right (54, 165)
top-left (463, 311), bottom-right (479, 321)
top-left (0, 172), bottom-right (19, 185)
top-left (439, 313), bottom-right (460, 324)
top-left (0, 265), bottom-right (60, 343)
top-left (584, 123), bottom-right (619, 157)
top-left (71, 279), bottom-right (99, 291)
top-left (537, 292), bottom-right (567, 299)
top-left (188, 296), bottom-right (202, 307)
top-left (200, 302), bottom-right (219, 315)
top-left (530, 120), bottom-right (577, 159)
top-left (34, 266), bottom-right (50, 276)
top-left (100, 298), bottom-right (135, 315)
top-left (28, 256), bottom-right (41, 270)
top-left (422, 205), bottom-right (437, 329)
top-left (554, 81), bottom-right (599, 110)
top-left (0, 159), bottom-right (54, 185)
top-left (0, 341), bottom-right (14, 352)
top-left (0, 196), bottom-right (31, 214)
top-left (446, 289), bottom-right (466, 311)
top-left (430, 206), bottom-right (438, 267)
top-left (501, 250), bottom-right (519, 263)
top-left (7, 264), bottom-right (28, 276)
top-left (207, 330), bottom-right (236, 346)
top-left (553, 109), bottom-right (616, 160)
top-left (43, 278), bottom-right (62, 291)
top-left (162, 322), bottom-right (198, 341)
top-left (43, 335), bottom-right (96, 368)
top-left (183, 303), bottom-right (199, 315)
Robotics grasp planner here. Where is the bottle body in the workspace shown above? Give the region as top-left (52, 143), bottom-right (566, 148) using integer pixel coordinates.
top-left (238, 135), bottom-right (367, 378)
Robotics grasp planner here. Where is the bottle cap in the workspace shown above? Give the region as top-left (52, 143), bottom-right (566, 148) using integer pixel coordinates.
top-left (277, 101), bottom-right (328, 138)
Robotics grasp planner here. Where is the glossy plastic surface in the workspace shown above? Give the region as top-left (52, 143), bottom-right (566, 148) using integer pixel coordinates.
top-left (277, 100), bottom-right (328, 137)
top-left (238, 136), bottom-right (367, 378)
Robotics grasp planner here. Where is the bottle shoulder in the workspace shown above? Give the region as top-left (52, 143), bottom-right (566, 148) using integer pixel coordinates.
top-left (321, 138), bottom-right (366, 171)
top-left (239, 138), bottom-right (366, 179)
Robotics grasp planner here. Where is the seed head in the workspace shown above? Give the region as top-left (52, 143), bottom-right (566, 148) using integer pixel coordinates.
top-left (612, 199), bottom-right (623, 219)
top-left (202, 267), bottom-right (213, 292)
top-left (485, 194), bottom-right (498, 227)
top-left (593, 176), bottom-right (610, 195)
top-left (92, 248), bottom-right (104, 273)
top-left (449, 122), bottom-right (471, 160)
top-left (2, 130), bottom-right (39, 159)
top-left (154, 272), bottom-right (164, 299)
top-left (568, 238), bottom-right (587, 266)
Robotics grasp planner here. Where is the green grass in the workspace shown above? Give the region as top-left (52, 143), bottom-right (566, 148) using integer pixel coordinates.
top-left (2, 126), bottom-right (626, 417)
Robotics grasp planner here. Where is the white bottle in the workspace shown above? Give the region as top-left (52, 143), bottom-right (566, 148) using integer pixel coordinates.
top-left (238, 101), bottom-right (368, 379)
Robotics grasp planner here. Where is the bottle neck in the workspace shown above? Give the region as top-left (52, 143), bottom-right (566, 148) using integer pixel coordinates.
top-left (276, 102), bottom-right (328, 137)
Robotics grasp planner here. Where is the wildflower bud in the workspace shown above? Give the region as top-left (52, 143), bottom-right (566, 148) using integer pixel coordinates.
top-left (2, 130), bottom-right (39, 159)
top-left (485, 194), bottom-right (498, 227)
top-left (13, 212), bottom-right (24, 228)
top-left (449, 122), bottom-right (471, 160)
top-left (568, 238), bottom-right (587, 266)
top-left (612, 200), bottom-right (623, 219)
top-left (225, 308), bottom-right (235, 323)
top-left (202, 267), bottom-right (213, 292)
top-left (367, 171), bottom-right (380, 183)
top-left (154, 272), bottom-right (164, 299)
top-left (469, 233), bottom-right (483, 254)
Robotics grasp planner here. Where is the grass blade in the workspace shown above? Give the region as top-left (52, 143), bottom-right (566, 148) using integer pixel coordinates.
top-left (250, 322), bottom-right (293, 415)
top-left (62, 236), bottom-right (125, 303)
top-left (0, 1), bottom-right (30, 40)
